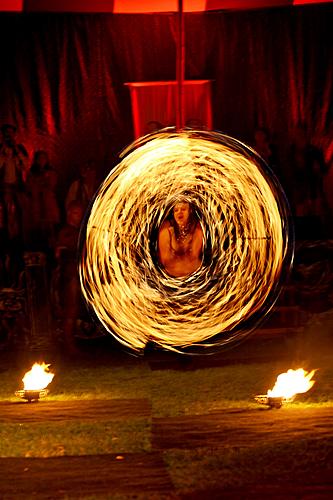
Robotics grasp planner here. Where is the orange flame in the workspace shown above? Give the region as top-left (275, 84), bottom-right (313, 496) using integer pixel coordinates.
top-left (22, 362), bottom-right (54, 391)
top-left (267, 368), bottom-right (316, 400)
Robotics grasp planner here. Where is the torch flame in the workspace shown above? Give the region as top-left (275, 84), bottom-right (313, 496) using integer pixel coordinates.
top-left (267, 368), bottom-right (316, 400)
top-left (22, 362), bottom-right (54, 391)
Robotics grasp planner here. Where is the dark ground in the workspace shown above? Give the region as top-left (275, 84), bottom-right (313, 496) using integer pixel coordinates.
top-left (0, 239), bottom-right (332, 498)
top-left (0, 324), bottom-right (333, 499)
top-left (0, 397), bottom-right (332, 499)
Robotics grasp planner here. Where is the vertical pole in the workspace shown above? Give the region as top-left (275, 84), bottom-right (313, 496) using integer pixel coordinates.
top-left (176, 0), bottom-right (185, 130)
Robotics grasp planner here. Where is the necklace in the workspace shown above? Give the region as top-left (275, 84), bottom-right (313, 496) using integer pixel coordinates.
top-left (177, 223), bottom-right (192, 240)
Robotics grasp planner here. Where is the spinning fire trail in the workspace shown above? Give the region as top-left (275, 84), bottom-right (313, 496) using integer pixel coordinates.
top-left (79, 130), bottom-right (292, 353)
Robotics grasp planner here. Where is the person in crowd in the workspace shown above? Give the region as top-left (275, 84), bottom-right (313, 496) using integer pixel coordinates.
top-left (0, 123), bottom-right (29, 286)
top-left (158, 199), bottom-right (203, 277)
top-left (65, 160), bottom-right (98, 213)
top-left (253, 126), bottom-right (280, 172)
top-left (26, 150), bottom-right (60, 251)
top-left (53, 200), bottom-right (84, 354)
top-left (185, 118), bottom-right (205, 130)
top-left (315, 124), bottom-right (333, 234)
top-left (0, 197), bottom-right (8, 287)
top-left (289, 124), bottom-right (327, 218)
top-left (145, 121), bottom-right (164, 134)
top-left (0, 124), bottom-right (28, 191)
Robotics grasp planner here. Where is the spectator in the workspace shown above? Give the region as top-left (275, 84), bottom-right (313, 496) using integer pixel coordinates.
top-left (289, 125), bottom-right (327, 218)
top-left (0, 123), bottom-right (29, 286)
top-left (0, 123), bottom-right (28, 191)
top-left (145, 121), bottom-right (164, 134)
top-left (65, 160), bottom-right (98, 213)
top-left (185, 118), bottom-right (205, 130)
top-left (26, 150), bottom-right (60, 251)
top-left (253, 126), bottom-right (280, 173)
top-left (53, 200), bottom-right (84, 354)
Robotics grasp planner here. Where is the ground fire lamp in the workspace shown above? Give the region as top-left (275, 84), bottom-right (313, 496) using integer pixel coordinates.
top-left (255, 368), bottom-right (316, 409)
top-left (79, 0), bottom-right (297, 402)
top-left (15, 362), bottom-right (55, 403)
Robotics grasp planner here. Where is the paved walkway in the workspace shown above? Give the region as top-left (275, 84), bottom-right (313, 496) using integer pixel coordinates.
top-left (0, 399), bottom-right (332, 498)
top-left (0, 453), bottom-right (175, 499)
top-left (152, 406), bottom-right (333, 449)
top-left (0, 398), bottom-right (151, 423)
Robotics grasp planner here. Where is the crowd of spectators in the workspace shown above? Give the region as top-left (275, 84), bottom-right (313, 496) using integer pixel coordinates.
top-left (0, 123), bottom-right (99, 353)
top-left (0, 121), bottom-right (331, 353)
top-left (251, 124), bottom-right (331, 235)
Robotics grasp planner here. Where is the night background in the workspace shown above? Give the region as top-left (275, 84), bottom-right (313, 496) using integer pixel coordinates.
top-left (0, 1), bottom-right (333, 499)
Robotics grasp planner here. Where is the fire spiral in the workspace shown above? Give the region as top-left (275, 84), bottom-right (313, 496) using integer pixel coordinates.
top-left (79, 130), bottom-right (292, 353)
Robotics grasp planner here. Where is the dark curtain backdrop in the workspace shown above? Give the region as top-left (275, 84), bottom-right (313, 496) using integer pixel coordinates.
top-left (0, 5), bottom-right (332, 194)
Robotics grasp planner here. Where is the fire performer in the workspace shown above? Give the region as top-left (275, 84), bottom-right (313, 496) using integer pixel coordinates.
top-left (80, 131), bottom-right (292, 353)
top-left (158, 200), bottom-right (203, 277)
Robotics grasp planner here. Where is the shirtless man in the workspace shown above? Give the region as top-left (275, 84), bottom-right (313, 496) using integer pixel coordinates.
top-left (158, 201), bottom-right (203, 277)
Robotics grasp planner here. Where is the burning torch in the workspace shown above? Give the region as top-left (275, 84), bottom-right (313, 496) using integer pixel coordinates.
top-left (15, 362), bottom-right (55, 402)
top-left (255, 368), bottom-right (316, 409)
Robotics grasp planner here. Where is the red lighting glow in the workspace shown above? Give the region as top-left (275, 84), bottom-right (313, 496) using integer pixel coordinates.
top-left (2, 0), bottom-right (330, 13)
top-left (0, 0), bottom-right (23, 11)
top-left (293, 0), bottom-right (333, 4)
top-left (24, 0), bottom-right (115, 13)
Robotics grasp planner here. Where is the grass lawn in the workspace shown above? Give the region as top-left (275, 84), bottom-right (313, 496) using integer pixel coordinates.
top-left (0, 312), bottom-right (332, 497)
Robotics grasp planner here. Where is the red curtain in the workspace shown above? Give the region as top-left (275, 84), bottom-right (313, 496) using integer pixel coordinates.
top-left (126, 80), bottom-right (212, 138)
top-left (0, 6), bottom-right (332, 193)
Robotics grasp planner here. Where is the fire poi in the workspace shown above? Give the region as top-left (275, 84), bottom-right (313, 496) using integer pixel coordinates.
top-left (255, 368), bottom-right (316, 408)
top-left (79, 130), bottom-right (292, 354)
top-left (15, 362), bottom-right (55, 403)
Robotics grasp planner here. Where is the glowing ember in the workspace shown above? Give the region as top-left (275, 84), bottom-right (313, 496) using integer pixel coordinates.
top-left (267, 368), bottom-right (316, 400)
top-left (22, 362), bottom-right (54, 391)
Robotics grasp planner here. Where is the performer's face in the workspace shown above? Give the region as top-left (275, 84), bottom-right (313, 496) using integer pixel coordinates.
top-left (173, 202), bottom-right (190, 226)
